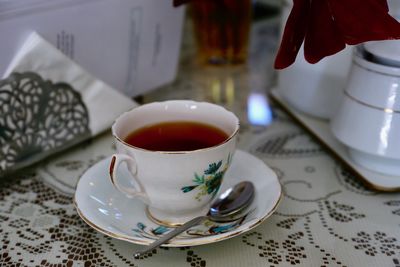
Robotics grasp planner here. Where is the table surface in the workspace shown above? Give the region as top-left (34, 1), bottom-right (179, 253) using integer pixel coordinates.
top-left (2, 5), bottom-right (400, 267)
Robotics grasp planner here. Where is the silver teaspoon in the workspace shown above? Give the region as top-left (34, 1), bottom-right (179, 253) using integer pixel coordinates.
top-left (134, 181), bottom-right (255, 258)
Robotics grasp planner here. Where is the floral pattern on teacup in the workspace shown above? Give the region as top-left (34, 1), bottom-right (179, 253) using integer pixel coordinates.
top-left (181, 154), bottom-right (232, 201)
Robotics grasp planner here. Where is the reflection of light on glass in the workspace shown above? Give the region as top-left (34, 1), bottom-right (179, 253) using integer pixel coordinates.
top-left (378, 113), bottom-right (393, 155)
top-left (90, 196), bottom-right (106, 205)
top-left (98, 208), bottom-right (109, 216)
top-left (247, 93), bottom-right (273, 126)
top-left (211, 77), bottom-right (221, 102)
top-left (209, 76), bottom-right (235, 105)
top-left (226, 77), bottom-right (235, 105)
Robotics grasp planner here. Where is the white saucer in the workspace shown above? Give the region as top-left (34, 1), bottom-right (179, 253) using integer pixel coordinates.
top-left (74, 150), bottom-right (282, 247)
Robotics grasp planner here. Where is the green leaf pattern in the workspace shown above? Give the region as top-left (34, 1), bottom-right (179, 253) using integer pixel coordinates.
top-left (181, 154), bottom-right (232, 201)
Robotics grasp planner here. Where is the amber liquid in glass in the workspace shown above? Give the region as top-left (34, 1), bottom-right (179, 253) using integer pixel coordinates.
top-left (191, 0), bottom-right (252, 65)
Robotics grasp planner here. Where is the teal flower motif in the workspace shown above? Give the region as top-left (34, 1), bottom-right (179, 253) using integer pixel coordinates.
top-left (181, 154), bottom-right (232, 201)
top-left (151, 226), bottom-right (169, 235)
top-left (132, 223), bottom-right (170, 238)
top-left (204, 161), bottom-right (222, 175)
top-left (137, 222), bottom-right (146, 230)
top-left (181, 185), bottom-right (199, 193)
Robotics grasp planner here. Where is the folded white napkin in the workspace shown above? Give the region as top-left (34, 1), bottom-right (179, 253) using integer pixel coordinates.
top-left (0, 32), bottom-right (137, 177)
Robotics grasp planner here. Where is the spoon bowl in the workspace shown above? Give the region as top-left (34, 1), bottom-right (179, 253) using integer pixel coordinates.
top-left (209, 181), bottom-right (255, 221)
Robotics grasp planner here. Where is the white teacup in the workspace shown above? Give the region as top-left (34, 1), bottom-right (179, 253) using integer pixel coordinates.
top-left (109, 100), bottom-right (239, 226)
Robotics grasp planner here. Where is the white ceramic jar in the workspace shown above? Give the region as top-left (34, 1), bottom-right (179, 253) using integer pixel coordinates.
top-left (331, 44), bottom-right (400, 176)
top-left (388, 0), bottom-right (400, 17)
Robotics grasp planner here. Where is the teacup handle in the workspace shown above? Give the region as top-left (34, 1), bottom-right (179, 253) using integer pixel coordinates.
top-left (109, 154), bottom-right (148, 200)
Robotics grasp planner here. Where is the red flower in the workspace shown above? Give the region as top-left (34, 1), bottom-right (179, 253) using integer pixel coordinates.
top-left (173, 0), bottom-right (191, 7)
top-left (274, 0), bottom-right (400, 69)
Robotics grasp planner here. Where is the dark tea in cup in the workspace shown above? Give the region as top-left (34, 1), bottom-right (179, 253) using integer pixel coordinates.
top-left (124, 121), bottom-right (229, 151)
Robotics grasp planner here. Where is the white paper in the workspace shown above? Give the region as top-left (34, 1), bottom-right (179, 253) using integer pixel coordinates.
top-left (0, 0), bottom-right (185, 97)
top-left (4, 32), bottom-right (137, 135)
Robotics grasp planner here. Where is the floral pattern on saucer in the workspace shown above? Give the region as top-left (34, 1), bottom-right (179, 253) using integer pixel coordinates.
top-left (132, 210), bottom-right (253, 240)
top-left (74, 150), bottom-right (282, 247)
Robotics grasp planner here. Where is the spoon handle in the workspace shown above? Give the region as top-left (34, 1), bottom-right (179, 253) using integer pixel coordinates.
top-left (134, 215), bottom-right (208, 258)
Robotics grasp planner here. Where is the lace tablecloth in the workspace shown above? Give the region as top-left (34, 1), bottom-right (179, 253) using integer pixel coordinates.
top-left (2, 107), bottom-right (400, 267)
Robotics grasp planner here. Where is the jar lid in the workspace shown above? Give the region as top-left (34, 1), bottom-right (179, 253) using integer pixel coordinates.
top-left (364, 40), bottom-right (400, 67)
